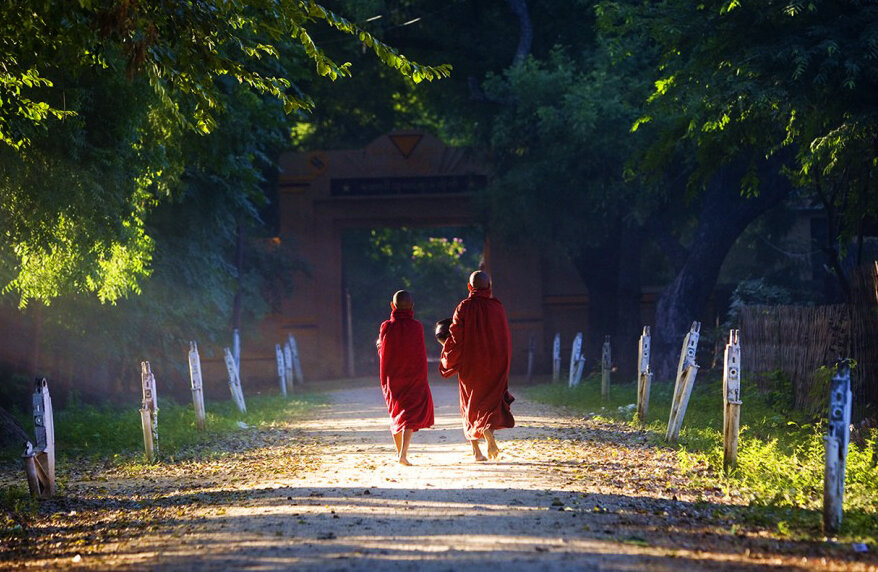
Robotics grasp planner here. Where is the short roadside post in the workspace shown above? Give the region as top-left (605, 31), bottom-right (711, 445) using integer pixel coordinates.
top-left (22, 378), bottom-right (56, 498)
top-left (665, 321), bottom-right (700, 442)
top-left (224, 347), bottom-right (247, 413)
top-left (552, 333), bottom-right (561, 382)
top-left (276, 343), bottom-right (287, 397)
top-left (288, 334), bottom-right (304, 385)
top-left (233, 328), bottom-right (241, 373)
top-left (823, 361), bottom-right (852, 535)
top-left (526, 334), bottom-right (535, 382)
top-left (722, 330), bottom-right (742, 473)
top-left (140, 362), bottom-right (159, 463)
top-left (601, 335), bottom-right (611, 403)
top-left (636, 326), bottom-right (653, 424)
top-left (188, 341), bottom-right (206, 430)
top-left (283, 341), bottom-right (294, 391)
top-left (568, 332), bottom-right (585, 388)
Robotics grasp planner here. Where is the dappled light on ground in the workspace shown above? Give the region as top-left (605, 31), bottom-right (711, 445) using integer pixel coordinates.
top-left (1, 383), bottom-right (874, 570)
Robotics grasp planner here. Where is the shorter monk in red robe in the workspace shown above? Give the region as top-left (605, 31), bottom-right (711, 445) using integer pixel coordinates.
top-left (439, 271), bottom-right (515, 461)
top-left (377, 290), bottom-right (434, 465)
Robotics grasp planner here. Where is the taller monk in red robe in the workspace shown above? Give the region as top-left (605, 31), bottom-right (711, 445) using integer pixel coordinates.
top-left (377, 290), bottom-right (434, 465)
top-left (439, 271), bottom-right (515, 461)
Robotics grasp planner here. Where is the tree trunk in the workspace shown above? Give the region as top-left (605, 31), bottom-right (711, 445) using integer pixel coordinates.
top-left (616, 226), bottom-right (644, 380)
top-left (0, 405), bottom-right (31, 449)
top-left (231, 223), bottom-right (245, 333)
top-left (570, 225), bottom-right (643, 378)
top-left (505, 0), bottom-right (533, 66)
top-left (652, 168), bottom-right (791, 380)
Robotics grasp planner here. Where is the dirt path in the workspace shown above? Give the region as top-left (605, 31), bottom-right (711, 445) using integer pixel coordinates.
top-left (3, 381), bottom-right (875, 570)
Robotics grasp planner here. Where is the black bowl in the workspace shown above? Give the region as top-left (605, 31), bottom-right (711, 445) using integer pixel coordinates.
top-left (434, 318), bottom-right (452, 345)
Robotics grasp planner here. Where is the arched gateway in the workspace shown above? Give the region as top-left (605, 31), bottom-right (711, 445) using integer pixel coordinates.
top-left (258, 131), bottom-right (589, 381)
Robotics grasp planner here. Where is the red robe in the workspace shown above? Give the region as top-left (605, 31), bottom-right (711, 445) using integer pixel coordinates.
top-left (439, 288), bottom-right (515, 440)
top-left (378, 308), bottom-right (434, 434)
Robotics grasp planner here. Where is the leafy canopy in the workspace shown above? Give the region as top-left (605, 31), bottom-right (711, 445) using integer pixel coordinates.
top-left (0, 0), bottom-right (451, 306)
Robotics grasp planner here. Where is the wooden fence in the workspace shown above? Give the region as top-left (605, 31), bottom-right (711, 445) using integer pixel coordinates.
top-left (739, 263), bottom-right (878, 418)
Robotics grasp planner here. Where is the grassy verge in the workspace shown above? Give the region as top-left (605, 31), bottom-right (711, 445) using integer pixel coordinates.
top-left (1, 390), bottom-right (325, 545)
top-left (3, 392), bottom-right (323, 464)
top-left (525, 373), bottom-right (878, 543)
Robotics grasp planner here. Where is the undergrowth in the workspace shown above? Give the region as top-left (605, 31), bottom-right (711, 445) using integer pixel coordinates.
top-left (525, 373), bottom-right (878, 543)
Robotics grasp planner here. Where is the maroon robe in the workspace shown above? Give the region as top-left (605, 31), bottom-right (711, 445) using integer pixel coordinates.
top-left (439, 288), bottom-right (515, 439)
top-left (378, 308), bottom-right (434, 434)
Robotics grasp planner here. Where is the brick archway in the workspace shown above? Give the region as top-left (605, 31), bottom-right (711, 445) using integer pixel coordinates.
top-left (261, 131), bottom-right (550, 380)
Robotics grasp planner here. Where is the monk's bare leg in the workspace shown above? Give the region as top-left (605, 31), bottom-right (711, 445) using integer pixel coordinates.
top-left (470, 439), bottom-right (487, 462)
top-left (484, 429), bottom-right (500, 459)
top-left (398, 429), bottom-right (413, 466)
top-left (392, 431), bottom-right (402, 456)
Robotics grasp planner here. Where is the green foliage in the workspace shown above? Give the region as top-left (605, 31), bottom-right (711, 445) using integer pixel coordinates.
top-left (0, 484), bottom-right (37, 540)
top-left (725, 279), bottom-right (795, 327)
top-left (599, 0), bottom-right (878, 277)
top-left (0, 1), bottom-right (450, 149)
top-left (343, 226), bottom-right (483, 370)
top-left (527, 374), bottom-right (878, 541)
top-left (0, 0), bottom-right (450, 307)
top-left (479, 46), bottom-right (651, 254)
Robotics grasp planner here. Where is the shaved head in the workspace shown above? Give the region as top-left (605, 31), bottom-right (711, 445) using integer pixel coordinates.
top-left (469, 270), bottom-right (491, 291)
top-left (392, 290), bottom-right (413, 310)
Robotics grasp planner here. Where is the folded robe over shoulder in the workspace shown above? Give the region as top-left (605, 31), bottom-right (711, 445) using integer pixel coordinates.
top-left (439, 288), bottom-right (515, 440)
top-left (378, 308), bottom-right (434, 434)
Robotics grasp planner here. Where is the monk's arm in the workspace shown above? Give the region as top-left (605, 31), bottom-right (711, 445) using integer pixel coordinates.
top-left (439, 308), bottom-right (464, 378)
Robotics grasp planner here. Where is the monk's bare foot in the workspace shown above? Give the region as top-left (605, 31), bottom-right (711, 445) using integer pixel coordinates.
top-left (471, 442), bottom-right (487, 462)
top-left (484, 430), bottom-right (500, 459)
top-left (398, 457), bottom-right (412, 466)
top-left (486, 442), bottom-right (500, 459)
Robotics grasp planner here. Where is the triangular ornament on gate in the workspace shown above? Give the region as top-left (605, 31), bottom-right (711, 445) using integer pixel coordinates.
top-left (389, 133), bottom-right (423, 158)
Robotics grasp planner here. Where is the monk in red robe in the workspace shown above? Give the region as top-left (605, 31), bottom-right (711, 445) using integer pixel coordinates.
top-left (377, 290), bottom-right (434, 465)
top-left (439, 271), bottom-right (515, 461)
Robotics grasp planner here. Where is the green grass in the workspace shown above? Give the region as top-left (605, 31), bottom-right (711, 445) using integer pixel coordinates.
top-left (2, 391), bottom-right (324, 464)
top-left (0, 390), bottom-right (324, 531)
top-left (525, 373), bottom-right (878, 543)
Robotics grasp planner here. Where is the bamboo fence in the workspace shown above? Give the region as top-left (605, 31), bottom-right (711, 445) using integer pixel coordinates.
top-left (739, 263), bottom-right (878, 418)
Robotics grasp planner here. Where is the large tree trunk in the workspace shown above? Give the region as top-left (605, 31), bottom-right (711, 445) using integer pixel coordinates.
top-left (652, 168), bottom-right (790, 379)
top-left (616, 226), bottom-right (644, 380)
top-left (570, 225), bottom-right (643, 378)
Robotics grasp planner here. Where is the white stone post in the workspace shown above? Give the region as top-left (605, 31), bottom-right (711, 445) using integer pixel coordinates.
top-left (283, 341), bottom-right (294, 391)
top-left (568, 332), bottom-right (585, 388)
top-left (345, 289), bottom-right (355, 377)
top-left (233, 328), bottom-right (241, 373)
top-left (188, 341), bottom-right (206, 430)
top-left (288, 334), bottom-right (304, 385)
top-left (722, 330), bottom-right (742, 473)
top-left (636, 326), bottom-right (653, 424)
top-left (224, 347), bottom-right (247, 413)
top-left (665, 321), bottom-right (700, 442)
top-left (23, 378), bottom-right (56, 498)
top-left (276, 343), bottom-right (287, 397)
top-left (601, 335), bottom-right (611, 403)
top-left (526, 334), bottom-right (535, 382)
top-left (552, 333), bottom-right (561, 382)
top-left (140, 362), bottom-right (159, 463)
top-left (823, 362), bottom-right (852, 534)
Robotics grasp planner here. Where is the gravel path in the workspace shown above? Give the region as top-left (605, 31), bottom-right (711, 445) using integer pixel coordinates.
top-left (2, 379), bottom-right (875, 570)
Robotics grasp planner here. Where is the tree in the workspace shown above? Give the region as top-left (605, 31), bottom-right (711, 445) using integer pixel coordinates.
top-left (343, 226), bottom-right (484, 373)
top-left (606, 0), bottom-right (878, 299)
top-left (478, 44), bottom-right (653, 374)
top-left (11, 76), bottom-right (304, 399)
top-left (0, 0), bottom-right (450, 306)
top-left (595, 0), bottom-right (878, 374)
